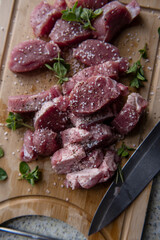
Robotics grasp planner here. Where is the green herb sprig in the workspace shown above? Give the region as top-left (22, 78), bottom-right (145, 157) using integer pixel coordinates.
top-left (45, 53), bottom-right (70, 85)
top-left (0, 147), bottom-right (4, 158)
top-left (6, 112), bottom-right (34, 131)
top-left (158, 27), bottom-right (160, 37)
top-left (115, 164), bottom-right (124, 184)
top-left (127, 44), bottom-right (148, 88)
top-left (61, 2), bottom-right (103, 30)
top-left (117, 142), bottom-right (135, 158)
top-left (19, 162), bottom-right (41, 186)
top-left (0, 168), bottom-right (8, 181)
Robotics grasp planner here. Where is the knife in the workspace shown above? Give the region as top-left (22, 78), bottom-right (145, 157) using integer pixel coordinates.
top-left (88, 120), bottom-right (160, 235)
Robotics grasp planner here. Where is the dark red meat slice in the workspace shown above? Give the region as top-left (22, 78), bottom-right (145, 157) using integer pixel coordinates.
top-left (112, 93), bottom-right (148, 135)
top-left (65, 150), bottom-right (118, 189)
top-left (69, 105), bottom-right (114, 129)
top-left (9, 40), bottom-right (60, 72)
top-left (69, 75), bottom-right (128, 115)
top-left (33, 128), bottom-right (58, 156)
top-left (61, 127), bottom-right (91, 147)
top-left (73, 40), bottom-right (129, 71)
top-left (66, 0), bottom-right (109, 9)
top-left (20, 130), bottom-right (37, 162)
top-left (49, 19), bottom-right (92, 47)
top-left (8, 85), bottom-right (61, 113)
top-left (30, 1), bottom-right (66, 37)
top-left (93, 0), bottom-right (140, 42)
top-left (34, 96), bottom-right (70, 132)
top-left (62, 61), bottom-right (120, 95)
top-left (51, 144), bottom-right (86, 174)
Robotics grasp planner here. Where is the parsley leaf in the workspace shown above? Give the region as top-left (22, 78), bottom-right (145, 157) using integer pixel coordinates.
top-left (0, 147), bottom-right (4, 158)
top-left (45, 53), bottom-right (70, 85)
top-left (61, 1), bottom-right (103, 30)
top-left (117, 142), bottom-right (135, 158)
top-left (6, 112), bottom-right (34, 131)
top-left (158, 27), bottom-right (160, 37)
top-left (0, 168), bottom-right (8, 181)
top-left (127, 44), bottom-right (148, 88)
top-left (19, 162), bottom-right (41, 186)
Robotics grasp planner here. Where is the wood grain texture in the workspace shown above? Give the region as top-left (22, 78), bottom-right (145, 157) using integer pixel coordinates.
top-left (0, 1), bottom-right (160, 239)
top-left (120, 0), bottom-right (160, 10)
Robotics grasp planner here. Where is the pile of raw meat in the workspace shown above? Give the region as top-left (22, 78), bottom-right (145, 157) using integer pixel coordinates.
top-left (8, 0), bottom-right (148, 190)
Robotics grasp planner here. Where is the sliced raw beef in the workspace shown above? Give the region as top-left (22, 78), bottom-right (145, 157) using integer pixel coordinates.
top-left (8, 85), bottom-right (61, 113)
top-left (9, 40), bottom-right (60, 72)
top-left (62, 61), bottom-right (120, 95)
top-left (51, 144), bottom-right (86, 174)
top-left (61, 128), bottom-right (91, 147)
top-left (30, 1), bottom-right (66, 37)
top-left (65, 0), bottom-right (109, 9)
top-left (34, 96), bottom-right (70, 132)
top-left (73, 39), bottom-right (129, 72)
top-left (69, 75), bottom-right (128, 115)
top-left (69, 105), bottom-right (114, 129)
top-left (65, 150), bottom-right (118, 189)
top-left (33, 128), bottom-right (58, 156)
top-left (93, 0), bottom-right (140, 42)
top-left (49, 19), bottom-right (92, 47)
top-left (20, 130), bottom-right (37, 162)
top-left (112, 93), bottom-right (148, 135)
top-left (84, 124), bottom-right (115, 151)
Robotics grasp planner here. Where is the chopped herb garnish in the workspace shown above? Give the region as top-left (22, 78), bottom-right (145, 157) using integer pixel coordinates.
top-left (19, 162), bottom-right (41, 186)
top-left (61, 1), bottom-right (103, 30)
top-left (0, 168), bottom-right (8, 181)
top-left (45, 53), bottom-right (70, 85)
top-left (158, 27), bottom-right (160, 37)
top-left (6, 112), bottom-right (34, 131)
top-left (127, 44), bottom-right (148, 88)
top-left (115, 164), bottom-right (124, 184)
top-left (117, 142), bottom-right (135, 158)
top-left (0, 147), bottom-right (4, 158)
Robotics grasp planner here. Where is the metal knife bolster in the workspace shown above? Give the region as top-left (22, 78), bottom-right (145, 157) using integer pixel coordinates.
top-left (89, 121), bottom-right (160, 235)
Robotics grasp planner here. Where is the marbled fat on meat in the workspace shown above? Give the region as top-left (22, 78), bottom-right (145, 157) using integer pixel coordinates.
top-left (8, 85), bottom-right (61, 113)
top-left (112, 93), bottom-right (148, 135)
top-left (51, 144), bottom-right (86, 174)
top-left (69, 75), bottom-right (127, 115)
top-left (33, 128), bottom-right (58, 156)
top-left (30, 1), bottom-right (66, 37)
top-left (93, 0), bottom-right (140, 42)
top-left (20, 130), bottom-right (37, 162)
top-left (34, 96), bottom-right (70, 132)
top-left (62, 61), bottom-right (120, 95)
top-left (49, 19), bottom-right (92, 47)
top-left (9, 40), bottom-right (60, 72)
top-left (65, 150), bottom-right (118, 189)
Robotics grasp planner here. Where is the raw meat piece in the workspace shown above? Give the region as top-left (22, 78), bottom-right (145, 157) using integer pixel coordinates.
top-left (33, 128), bottom-right (58, 156)
top-left (112, 93), bottom-right (148, 135)
top-left (8, 85), bottom-right (61, 113)
top-left (49, 19), bottom-right (92, 47)
top-left (62, 61), bottom-right (120, 95)
top-left (93, 0), bottom-right (140, 42)
top-left (51, 144), bottom-right (86, 174)
top-left (30, 1), bottom-right (66, 37)
top-left (69, 75), bottom-right (128, 115)
top-left (65, 0), bottom-right (109, 9)
top-left (73, 39), bottom-right (129, 72)
top-left (9, 40), bottom-right (60, 72)
top-left (84, 124), bottom-right (115, 151)
top-left (34, 96), bottom-right (70, 132)
top-left (65, 150), bottom-right (118, 189)
top-left (69, 105), bottom-right (114, 129)
top-left (61, 128), bottom-right (91, 147)
top-left (20, 130), bottom-right (37, 162)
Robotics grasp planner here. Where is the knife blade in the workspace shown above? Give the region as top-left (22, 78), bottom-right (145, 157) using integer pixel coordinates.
top-left (88, 120), bottom-right (160, 235)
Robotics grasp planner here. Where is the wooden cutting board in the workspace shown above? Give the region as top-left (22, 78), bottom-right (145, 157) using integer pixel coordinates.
top-left (0, 0), bottom-right (160, 239)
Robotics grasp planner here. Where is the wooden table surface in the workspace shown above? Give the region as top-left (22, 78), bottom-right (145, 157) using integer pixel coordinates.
top-left (0, 1), bottom-right (160, 239)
